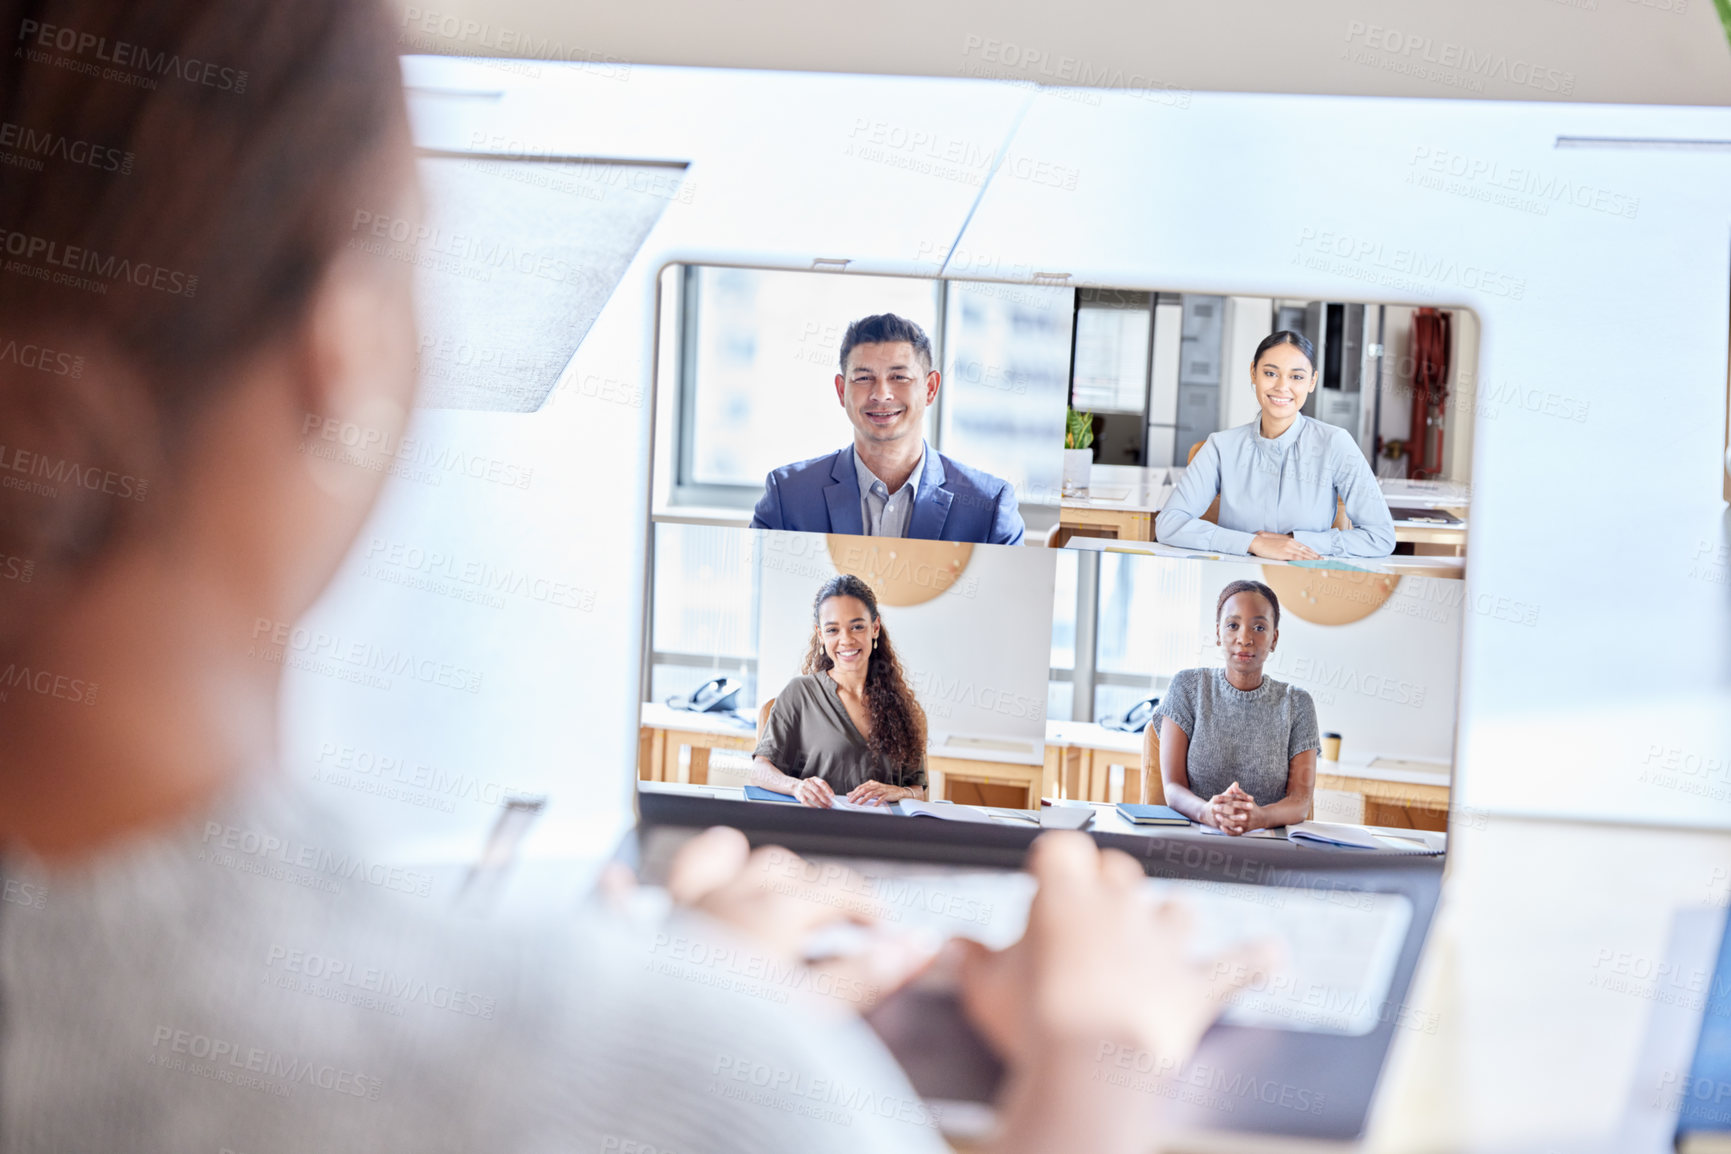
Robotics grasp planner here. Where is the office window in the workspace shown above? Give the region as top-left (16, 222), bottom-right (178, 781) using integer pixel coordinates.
top-left (649, 523), bottom-right (759, 706)
top-left (1070, 292), bottom-right (1152, 414)
top-left (1047, 548), bottom-right (1079, 721)
top-left (939, 282), bottom-right (1071, 505)
top-left (683, 268), bottom-right (939, 491)
top-left (1052, 550), bottom-right (1201, 724)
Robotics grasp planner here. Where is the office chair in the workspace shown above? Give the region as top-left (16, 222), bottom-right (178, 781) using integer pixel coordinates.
top-left (1139, 723), bottom-right (1167, 805)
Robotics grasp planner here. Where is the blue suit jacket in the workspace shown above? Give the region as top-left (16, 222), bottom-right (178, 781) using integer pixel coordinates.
top-left (749, 447), bottom-right (1025, 545)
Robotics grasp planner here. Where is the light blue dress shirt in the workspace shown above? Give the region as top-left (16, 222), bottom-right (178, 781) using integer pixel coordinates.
top-left (1155, 415), bottom-right (1396, 557)
top-left (853, 443), bottom-right (925, 538)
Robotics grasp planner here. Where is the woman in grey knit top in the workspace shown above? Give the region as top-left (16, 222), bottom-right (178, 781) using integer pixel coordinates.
top-left (1154, 580), bottom-right (1320, 835)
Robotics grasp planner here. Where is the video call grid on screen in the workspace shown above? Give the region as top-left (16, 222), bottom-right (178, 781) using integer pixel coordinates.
top-left (640, 261), bottom-right (1471, 831)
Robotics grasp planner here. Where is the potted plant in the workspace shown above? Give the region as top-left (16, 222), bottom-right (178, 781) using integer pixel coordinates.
top-left (1063, 407), bottom-right (1094, 497)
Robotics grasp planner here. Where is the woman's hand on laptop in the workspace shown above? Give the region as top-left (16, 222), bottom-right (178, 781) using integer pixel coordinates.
top-left (958, 831), bottom-right (1280, 1076)
top-left (656, 826), bottom-right (936, 1013)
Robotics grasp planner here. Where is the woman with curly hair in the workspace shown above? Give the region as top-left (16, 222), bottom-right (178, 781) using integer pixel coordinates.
top-left (751, 574), bottom-right (929, 807)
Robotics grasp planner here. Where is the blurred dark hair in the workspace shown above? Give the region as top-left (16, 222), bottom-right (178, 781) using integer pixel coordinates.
top-left (1215, 579), bottom-right (1280, 631)
top-left (1251, 330), bottom-right (1316, 373)
top-left (800, 574), bottom-right (927, 778)
top-left (0, 0), bottom-right (407, 635)
top-left (838, 313), bottom-right (932, 375)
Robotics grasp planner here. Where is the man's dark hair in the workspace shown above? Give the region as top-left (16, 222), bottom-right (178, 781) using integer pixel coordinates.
top-left (838, 314), bottom-right (932, 375)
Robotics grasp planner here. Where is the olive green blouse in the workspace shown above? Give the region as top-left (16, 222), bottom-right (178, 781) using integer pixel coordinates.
top-left (754, 674), bottom-right (926, 794)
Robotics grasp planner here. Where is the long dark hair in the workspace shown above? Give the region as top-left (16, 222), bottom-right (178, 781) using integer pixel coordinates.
top-left (801, 574), bottom-right (927, 775)
top-left (1252, 330), bottom-right (1316, 372)
top-left (0, 0), bottom-right (406, 641)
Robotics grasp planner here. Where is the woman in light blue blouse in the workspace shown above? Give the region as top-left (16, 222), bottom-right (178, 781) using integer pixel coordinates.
top-left (1155, 331), bottom-right (1396, 559)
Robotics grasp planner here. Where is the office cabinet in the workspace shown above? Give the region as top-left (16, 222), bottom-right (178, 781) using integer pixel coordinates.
top-left (1178, 295), bottom-right (1223, 386)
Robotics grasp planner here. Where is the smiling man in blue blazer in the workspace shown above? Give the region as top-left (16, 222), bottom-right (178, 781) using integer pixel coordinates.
top-left (749, 313), bottom-right (1025, 545)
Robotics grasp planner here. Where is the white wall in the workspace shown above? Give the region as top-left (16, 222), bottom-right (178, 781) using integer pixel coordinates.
top-left (1221, 296), bottom-right (1274, 431)
top-left (1173, 561), bottom-right (1461, 766)
top-left (756, 533), bottom-right (1054, 761)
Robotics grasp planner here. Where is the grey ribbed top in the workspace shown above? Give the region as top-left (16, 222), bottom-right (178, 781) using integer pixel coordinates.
top-left (1153, 667), bottom-right (1321, 807)
top-left (0, 776), bottom-right (950, 1153)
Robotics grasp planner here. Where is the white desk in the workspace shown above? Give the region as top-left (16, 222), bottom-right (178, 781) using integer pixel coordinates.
top-left (1060, 534), bottom-right (1467, 578)
top-left (1057, 464), bottom-right (1172, 542)
top-left (1380, 478), bottom-right (1472, 511)
top-left (1367, 816), bottom-right (1731, 1153)
top-left (1059, 467), bottom-right (1470, 553)
top-left (1315, 756), bottom-right (1453, 831)
top-left (639, 704), bottom-right (1055, 805)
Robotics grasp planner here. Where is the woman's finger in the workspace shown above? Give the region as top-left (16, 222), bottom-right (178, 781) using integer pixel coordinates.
top-left (1099, 847), bottom-right (1146, 891)
top-left (1203, 936), bottom-right (1285, 1006)
top-left (666, 826), bottom-right (752, 905)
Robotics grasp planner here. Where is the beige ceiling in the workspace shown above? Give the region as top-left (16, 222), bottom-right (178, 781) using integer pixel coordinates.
top-left (393, 0), bottom-right (1731, 106)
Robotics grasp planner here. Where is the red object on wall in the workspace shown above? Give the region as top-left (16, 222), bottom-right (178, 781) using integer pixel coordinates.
top-left (1407, 309), bottom-right (1452, 480)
